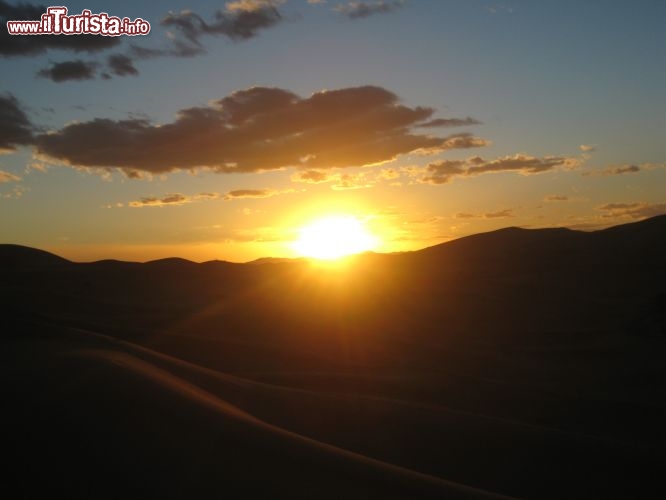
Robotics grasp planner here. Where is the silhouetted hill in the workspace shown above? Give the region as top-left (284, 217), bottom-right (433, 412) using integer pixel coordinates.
top-left (0, 243), bottom-right (71, 267)
top-left (144, 257), bottom-right (197, 266)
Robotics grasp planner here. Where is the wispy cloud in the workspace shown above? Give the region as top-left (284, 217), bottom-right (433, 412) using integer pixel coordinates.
top-left (417, 117), bottom-right (482, 128)
top-left (334, 0), bottom-right (405, 19)
top-left (455, 209), bottom-right (515, 219)
top-left (597, 201), bottom-right (666, 219)
top-left (544, 194), bottom-right (569, 202)
top-left (582, 164), bottom-right (640, 177)
top-left (421, 154), bottom-right (580, 184)
top-left (128, 192), bottom-right (221, 207)
top-left (290, 170), bottom-right (373, 190)
top-left (161, 1), bottom-right (284, 47)
top-left (0, 169), bottom-right (21, 183)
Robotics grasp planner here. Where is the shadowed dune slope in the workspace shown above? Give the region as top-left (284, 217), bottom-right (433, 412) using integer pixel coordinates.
top-left (2, 216), bottom-right (665, 498)
top-left (4, 330), bottom-right (512, 500)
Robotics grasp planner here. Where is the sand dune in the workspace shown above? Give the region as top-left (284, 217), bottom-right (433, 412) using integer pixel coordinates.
top-left (5, 328), bottom-right (513, 499)
top-left (3, 216), bottom-right (665, 498)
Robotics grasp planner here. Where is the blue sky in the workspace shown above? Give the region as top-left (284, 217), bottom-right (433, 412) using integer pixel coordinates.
top-left (1, 0), bottom-right (665, 261)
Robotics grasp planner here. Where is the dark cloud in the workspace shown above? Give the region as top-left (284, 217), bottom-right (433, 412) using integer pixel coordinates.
top-left (107, 54), bottom-right (139, 77)
top-left (597, 202), bottom-right (666, 219)
top-left (225, 189), bottom-right (274, 200)
top-left (422, 154), bottom-right (579, 184)
top-left (37, 60), bottom-right (97, 82)
top-left (544, 195), bottom-right (569, 202)
top-left (224, 188), bottom-right (293, 200)
top-left (161, 1), bottom-right (283, 47)
top-left (0, 1), bottom-right (120, 57)
top-left (35, 85), bottom-right (488, 176)
top-left (334, 0), bottom-right (405, 19)
top-left (582, 164), bottom-right (640, 177)
top-left (418, 117), bottom-right (482, 128)
top-left (0, 93), bottom-right (34, 151)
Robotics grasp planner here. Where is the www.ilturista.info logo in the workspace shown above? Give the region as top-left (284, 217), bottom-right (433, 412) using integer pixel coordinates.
top-left (6, 6), bottom-right (150, 36)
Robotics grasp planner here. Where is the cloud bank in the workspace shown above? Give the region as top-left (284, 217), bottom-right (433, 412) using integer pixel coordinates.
top-left (35, 85), bottom-right (487, 176)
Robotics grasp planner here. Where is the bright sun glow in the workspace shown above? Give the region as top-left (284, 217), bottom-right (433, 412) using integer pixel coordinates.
top-left (292, 215), bottom-right (379, 260)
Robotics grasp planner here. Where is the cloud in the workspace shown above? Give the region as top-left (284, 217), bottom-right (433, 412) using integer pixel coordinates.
top-left (35, 85), bottom-right (488, 176)
top-left (455, 209), bottom-right (515, 219)
top-left (291, 169), bottom-right (332, 183)
top-left (597, 202), bottom-right (666, 220)
top-left (417, 117), bottom-right (482, 128)
top-left (291, 168), bottom-right (392, 189)
top-left (422, 154), bottom-right (580, 184)
top-left (485, 209), bottom-right (515, 218)
top-left (36, 60), bottom-right (97, 82)
top-left (439, 134), bottom-right (490, 150)
top-left (1, 184), bottom-right (28, 198)
top-left (334, 0), bottom-right (405, 19)
top-left (544, 195), bottom-right (569, 202)
top-left (331, 172), bottom-right (373, 190)
top-left (579, 144), bottom-right (597, 152)
top-left (224, 188), bottom-right (293, 200)
top-left (107, 54), bottom-right (139, 77)
top-left (161, 1), bottom-right (284, 47)
top-left (128, 40), bottom-right (205, 60)
top-left (582, 164), bottom-right (640, 177)
top-left (0, 169), bottom-right (21, 183)
top-left (378, 167), bottom-right (400, 180)
top-left (0, 93), bottom-right (34, 151)
top-left (128, 192), bottom-right (221, 207)
top-left (0, 1), bottom-right (120, 57)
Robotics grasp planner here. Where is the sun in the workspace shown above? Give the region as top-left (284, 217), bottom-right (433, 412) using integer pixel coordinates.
top-left (292, 215), bottom-right (379, 260)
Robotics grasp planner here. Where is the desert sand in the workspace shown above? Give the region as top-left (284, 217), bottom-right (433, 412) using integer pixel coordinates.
top-left (3, 216), bottom-right (665, 498)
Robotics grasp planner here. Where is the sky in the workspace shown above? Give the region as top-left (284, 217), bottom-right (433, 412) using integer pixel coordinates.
top-left (1, 0), bottom-right (665, 262)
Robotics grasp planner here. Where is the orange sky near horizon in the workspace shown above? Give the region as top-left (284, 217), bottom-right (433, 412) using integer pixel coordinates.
top-left (1, 1), bottom-right (665, 262)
